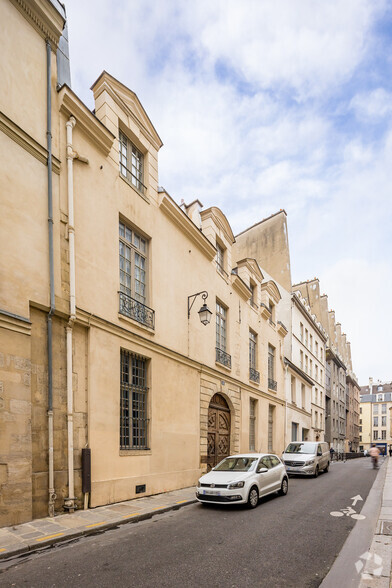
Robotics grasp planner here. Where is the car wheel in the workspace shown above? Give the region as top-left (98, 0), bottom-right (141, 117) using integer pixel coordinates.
top-left (247, 486), bottom-right (259, 509)
top-left (314, 465), bottom-right (319, 478)
top-left (278, 477), bottom-right (288, 496)
top-left (324, 462), bottom-right (329, 473)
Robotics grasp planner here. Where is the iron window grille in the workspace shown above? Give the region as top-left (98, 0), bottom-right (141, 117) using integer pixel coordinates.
top-left (216, 347), bottom-right (232, 369)
top-left (119, 291), bottom-right (155, 329)
top-left (250, 368), bottom-right (260, 384)
top-left (268, 378), bottom-right (277, 391)
top-left (119, 131), bottom-right (146, 194)
top-left (120, 350), bottom-right (149, 450)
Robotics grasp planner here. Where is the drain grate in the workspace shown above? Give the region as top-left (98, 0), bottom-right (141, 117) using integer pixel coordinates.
top-left (380, 520), bottom-right (392, 535)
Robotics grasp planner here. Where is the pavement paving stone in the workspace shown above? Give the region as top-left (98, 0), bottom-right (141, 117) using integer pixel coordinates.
top-left (359, 573), bottom-right (390, 588)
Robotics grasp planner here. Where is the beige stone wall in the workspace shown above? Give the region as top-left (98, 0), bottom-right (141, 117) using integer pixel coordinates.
top-left (0, 317), bottom-right (32, 526)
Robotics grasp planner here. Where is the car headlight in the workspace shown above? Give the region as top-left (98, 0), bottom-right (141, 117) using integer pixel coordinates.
top-left (227, 481), bottom-right (245, 489)
top-left (305, 459), bottom-right (315, 466)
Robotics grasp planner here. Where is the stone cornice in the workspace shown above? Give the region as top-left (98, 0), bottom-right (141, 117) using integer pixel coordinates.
top-left (260, 280), bottom-right (281, 303)
top-left (159, 193), bottom-right (216, 261)
top-left (284, 357), bottom-right (314, 386)
top-left (277, 321), bottom-right (288, 338)
top-left (235, 258), bottom-right (264, 282)
top-left (91, 72), bottom-right (163, 152)
top-left (292, 293), bottom-right (327, 342)
top-left (200, 207), bottom-right (235, 244)
top-left (58, 86), bottom-right (115, 156)
top-left (9, 0), bottom-right (65, 48)
top-left (0, 308), bottom-right (31, 336)
top-left (231, 273), bottom-right (251, 300)
top-left (0, 110), bottom-right (60, 174)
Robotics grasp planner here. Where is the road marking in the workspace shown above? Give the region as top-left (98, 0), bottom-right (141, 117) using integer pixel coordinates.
top-left (36, 533), bottom-right (64, 542)
top-left (330, 511), bottom-right (344, 517)
top-left (176, 500), bottom-right (188, 504)
top-left (85, 522), bottom-right (107, 528)
top-left (152, 506), bottom-right (164, 510)
top-left (351, 495), bottom-right (363, 506)
top-left (122, 513), bottom-right (138, 519)
top-left (0, 548), bottom-right (6, 552)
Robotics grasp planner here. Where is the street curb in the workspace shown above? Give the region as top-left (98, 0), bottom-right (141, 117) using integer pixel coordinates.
top-left (0, 498), bottom-right (197, 563)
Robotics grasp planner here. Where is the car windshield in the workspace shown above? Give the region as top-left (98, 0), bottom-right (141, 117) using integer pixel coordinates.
top-left (285, 443), bottom-right (317, 454)
top-left (213, 457), bottom-right (258, 472)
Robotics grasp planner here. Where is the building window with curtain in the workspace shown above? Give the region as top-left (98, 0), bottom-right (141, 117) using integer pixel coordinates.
top-left (120, 350), bottom-right (149, 450)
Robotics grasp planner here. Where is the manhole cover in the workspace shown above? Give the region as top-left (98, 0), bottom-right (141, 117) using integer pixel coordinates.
top-left (380, 520), bottom-right (392, 535)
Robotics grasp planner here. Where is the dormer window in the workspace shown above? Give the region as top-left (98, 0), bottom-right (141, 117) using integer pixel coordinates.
top-left (119, 130), bottom-right (145, 194)
top-left (216, 241), bottom-right (226, 276)
top-left (250, 281), bottom-right (257, 309)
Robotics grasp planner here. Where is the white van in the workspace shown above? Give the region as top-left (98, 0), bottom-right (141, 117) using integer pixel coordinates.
top-left (282, 441), bottom-right (330, 477)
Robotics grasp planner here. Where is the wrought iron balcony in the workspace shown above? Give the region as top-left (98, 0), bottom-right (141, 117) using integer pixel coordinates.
top-left (119, 291), bottom-right (155, 329)
top-left (216, 347), bottom-right (231, 369)
top-left (268, 378), bottom-right (277, 391)
top-left (249, 367), bottom-right (260, 384)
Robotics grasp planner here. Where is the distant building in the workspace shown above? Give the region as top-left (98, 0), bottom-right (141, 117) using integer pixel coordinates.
top-left (360, 379), bottom-right (392, 454)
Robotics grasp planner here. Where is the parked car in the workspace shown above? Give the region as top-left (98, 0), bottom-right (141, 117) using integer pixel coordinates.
top-left (281, 441), bottom-right (330, 477)
top-left (195, 453), bottom-right (288, 509)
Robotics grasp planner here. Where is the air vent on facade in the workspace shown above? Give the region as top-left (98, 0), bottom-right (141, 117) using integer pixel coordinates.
top-left (136, 484), bottom-right (146, 494)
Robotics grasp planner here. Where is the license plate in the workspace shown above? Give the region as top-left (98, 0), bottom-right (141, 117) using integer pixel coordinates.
top-left (202, 489), bottom-right (221, 496)
top-left (286, 466), bottom-right (293, 471)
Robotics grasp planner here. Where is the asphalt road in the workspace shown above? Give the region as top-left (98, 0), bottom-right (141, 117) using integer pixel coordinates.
top-left (0, 458), bottom-right (380, 588)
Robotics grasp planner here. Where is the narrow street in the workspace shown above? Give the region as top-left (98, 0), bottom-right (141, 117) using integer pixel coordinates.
top-left (0, 459), bottom-right (380, 588)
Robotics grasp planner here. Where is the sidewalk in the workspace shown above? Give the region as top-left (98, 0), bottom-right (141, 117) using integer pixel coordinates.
top-left (358, 456), bottom-right (392, 587)
top-left (0, 486), bottom-right (197, 561)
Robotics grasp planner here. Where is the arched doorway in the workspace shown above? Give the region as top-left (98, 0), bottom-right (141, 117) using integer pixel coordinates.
top-left (207, 393), bottom-right (231, 471)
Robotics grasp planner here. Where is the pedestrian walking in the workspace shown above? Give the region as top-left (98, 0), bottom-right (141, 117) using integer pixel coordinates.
top-left (330, 446), bottom-right (335, 461)
top-left (389, 446), bottom-right (392, 457)
top-left (369, 444), bottom-right (380, 469)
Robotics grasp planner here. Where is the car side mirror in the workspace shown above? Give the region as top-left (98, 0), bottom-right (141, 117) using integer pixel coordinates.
top-left (257, 467), bottom-right (268, 474)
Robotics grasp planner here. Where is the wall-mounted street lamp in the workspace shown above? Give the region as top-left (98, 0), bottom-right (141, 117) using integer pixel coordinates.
top-left (188, 290), bottom-right (212, 325)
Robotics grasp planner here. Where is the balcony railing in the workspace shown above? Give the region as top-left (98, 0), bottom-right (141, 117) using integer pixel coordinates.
top-left (216, 347), bottom-right (231, 369)
top-left (119, 291), bottom-right (155, 329)
top-left (249, 367), bottom-right (260, 384)
top-left (268, 378), bottom-right (277, 391)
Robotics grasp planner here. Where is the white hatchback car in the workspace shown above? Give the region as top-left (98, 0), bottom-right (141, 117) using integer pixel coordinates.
top-left (196, 453), bottom-right (288, 508)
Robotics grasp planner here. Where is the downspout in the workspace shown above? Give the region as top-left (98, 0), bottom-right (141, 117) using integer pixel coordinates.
top-left (64, 116), bottom-right (77, 512)
top-left (46, 39), bottom-right (56, 518)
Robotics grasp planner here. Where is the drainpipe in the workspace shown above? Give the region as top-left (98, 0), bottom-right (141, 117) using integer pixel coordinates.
top-left (46, 39), bottom-right (56, 518)
top-left (64, 116), bottom-right (77, 512)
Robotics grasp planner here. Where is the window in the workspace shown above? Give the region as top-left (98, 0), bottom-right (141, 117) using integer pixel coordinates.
top-left (374, 417), bottom-right (378, 427)
top-left (249, 398), bottom-right (257, 451)
top-left (120, 350), bottom-right (148, 449)
top-left (291, 422), bottom-right (298, 441)
top-left (309, 334), bottom-right (313, 353)
top-left (382, 416), bottom-right (387, 427)
top-left (216, 242), bottom-right (225, 274)
top-left (291, 376), bottom-right (296, 404)
top-left (382, 430), bottom-right (386, 439)
top-left (119, 221), bottom-right (154, 328)
top-left (250, 283), bottom-right (257, 308)
top-left (320, 369), bottom-right (323, 384)
top-left (268, 301), bottom-right (275, 325)
top-left (359, 425), bottom-right (362, 432)
top-left (216, 301), bottom-right (227, 352)
top-left (300, 350), bottom-right (303, 370)
top-left (305, 329), bottom-right (308, 347)
top-left (268, 405), bottom-right (274, 452)
top-left (315, 341), bottom-right (318, 357)
top-left (382, 404), bottom-right (387, 414)
top-left (309, 359), bottom-right (312, 378)
top-left (320, 348), bottom-right (324, 362)
top-left (268, 345), bottom-right (276, 390)
top-left (249, 330), bottom-right (257, 369)
top-left (373, 405), bottom-right (379, 414)
top-left (315, 365), bottom-right (318, 381)
top-left (305, 355), bottom-right (308, 374)
top-left (300, 322), bottom-right (304, 342)
top-left (119, 131), bottom-right (145, 193)
top-left (360, 407), bottom-right (362, 414)
top-left (301, 383), bottom-right (305, 409)
top-left (373, 431), bottom-right (378, 440)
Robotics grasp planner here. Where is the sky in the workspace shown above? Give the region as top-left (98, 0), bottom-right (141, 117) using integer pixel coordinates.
top-left (63, 0), bottom-right (392, 385)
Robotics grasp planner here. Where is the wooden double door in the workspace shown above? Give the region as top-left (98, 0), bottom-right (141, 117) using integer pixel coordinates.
top-left (207, 394), bottom-right (231, 471)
